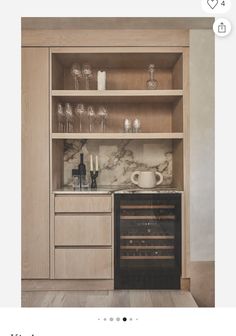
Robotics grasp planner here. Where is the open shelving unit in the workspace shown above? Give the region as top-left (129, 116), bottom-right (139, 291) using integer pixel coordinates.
top-left (50, 46), bottom-right (188, 194)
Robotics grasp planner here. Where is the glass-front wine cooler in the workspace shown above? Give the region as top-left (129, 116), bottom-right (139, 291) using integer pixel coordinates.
top-left (114, 193), bottom-right (181, 289)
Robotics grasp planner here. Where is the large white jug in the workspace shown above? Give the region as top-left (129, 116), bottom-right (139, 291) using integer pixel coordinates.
top-left (131, 171), bottom-right (163, 188)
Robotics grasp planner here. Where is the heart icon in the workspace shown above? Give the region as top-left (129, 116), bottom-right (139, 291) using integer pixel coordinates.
top-left (207, 0), bottom-right (218, 9)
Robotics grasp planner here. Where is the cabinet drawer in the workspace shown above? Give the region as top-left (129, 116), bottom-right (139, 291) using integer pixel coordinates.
top-left (55, 195), bottom-right (111, 213)
top-left (55, 215), bottom-right (112, 246)
top-left (55, 248), bottom-right (112, 279)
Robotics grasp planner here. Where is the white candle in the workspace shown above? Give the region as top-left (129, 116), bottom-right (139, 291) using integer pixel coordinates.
top-left (95, 155), bottom-right (99, 171)
top-left (90, 155), bottom-right (93, 171)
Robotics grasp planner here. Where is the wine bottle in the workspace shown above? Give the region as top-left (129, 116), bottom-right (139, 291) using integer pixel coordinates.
top-left (78, 153), bottom-right (86, 189)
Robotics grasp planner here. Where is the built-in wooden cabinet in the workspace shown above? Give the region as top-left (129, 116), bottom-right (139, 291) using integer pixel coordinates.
top-left (22, 29), bottom-right (189, 288)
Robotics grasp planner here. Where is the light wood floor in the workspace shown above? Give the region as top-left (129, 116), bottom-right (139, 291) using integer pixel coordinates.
top-left (22, 290), bottom-right (197, 307)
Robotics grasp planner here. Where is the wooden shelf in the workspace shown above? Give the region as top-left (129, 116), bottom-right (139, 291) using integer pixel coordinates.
top-left (121, 215), bottom-right (175, 220)
top-left (52, 89), bottom-right (183, 103)
top-left (120, 205), bottom-right (175, 209)
top-left (52, 132), bottom-right (184, 140)
top-left (120, 256), bottom-right (175, 260)
top-left (120, 236), bottom-right (175, 240)
top-left (120, 246), bottom-right (174, 250)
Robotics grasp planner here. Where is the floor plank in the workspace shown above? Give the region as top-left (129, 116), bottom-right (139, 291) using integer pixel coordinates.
top-left (22, 290), bottom-right (198, 307)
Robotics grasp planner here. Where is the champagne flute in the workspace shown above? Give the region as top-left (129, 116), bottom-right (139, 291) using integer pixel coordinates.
top-left (70, 63), bottom-right (82, 90)
top-left (65, 103), bottom-right (74, 132)
top-left (75, 103), bottom-right (85, 133)
top-left (57, 103), bottom-right (65, 132)
top-left (97, 106), bottom-right (108, 132)
top-left (82, 63), bottom-right (93, 90)
top-left (87, 105), bottom-right (96, 132)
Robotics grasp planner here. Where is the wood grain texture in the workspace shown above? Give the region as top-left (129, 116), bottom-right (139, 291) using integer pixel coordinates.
top-left (55, 248), bottom-right (112, 279)
top-left (182, 48), bottom-right (190, 277)
top-left (55, 215), bottom-right (112, 246)
top-left (52, 133), bottom-right (184, 140)
top-left (51, 140), bottom-right (64, 191)
top-left (21, 17), bottom-right (213, 31)
top-left (22, 29), bottom-right (189, 47)
top-left (55, 195), bottom-right (112, 213)
top-left (21, 289), bottom-right (197, 307)
top-left (22, 279), bottom-right (114, 291)
top-left (22, 47), bottom-right (50, 279)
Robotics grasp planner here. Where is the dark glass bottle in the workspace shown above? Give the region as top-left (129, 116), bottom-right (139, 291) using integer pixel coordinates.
top-left (78, 153), bottom-right (86, 188)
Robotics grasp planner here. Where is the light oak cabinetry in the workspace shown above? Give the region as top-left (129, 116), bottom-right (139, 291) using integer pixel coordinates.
top-left (55, 195), bottom-right (111, 213)
top-left (22, 48), bottom-right (50, 279)
top-left (53, 194), bottom-right (113, 280)
top-left (55, 248), bottom-right (112, 279)
top-left (55, 215), bottom-right (112, 246)
top-left (22, 22), bottom-right (190, 290)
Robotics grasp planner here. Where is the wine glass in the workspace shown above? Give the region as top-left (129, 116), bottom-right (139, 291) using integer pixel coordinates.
top-left (70, 63), bottom-right (82, 90)
top-left (82, 63), bottom-right (93, 90)
top-left (146, 64), bottom-right (158, 90)
top-left (75, 103), bottom-right (85, 133)
top-left (87, 105), bottom-right (96, 132)
top-left (97, 106), bottom-right (108, 132)
top-left (57, 103), bottom-right (65, 132)
top-left (133, 118), bottom-right (141, 133)
top-left (65, 103), bottom-right (74, 132)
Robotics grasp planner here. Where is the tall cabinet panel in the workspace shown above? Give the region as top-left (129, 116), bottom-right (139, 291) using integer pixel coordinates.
top-left (22, 48), bottom-right (50, 278)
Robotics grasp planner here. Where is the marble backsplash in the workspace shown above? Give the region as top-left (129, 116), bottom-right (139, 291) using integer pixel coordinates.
top-left (64, 139), bottom-right (173, 186)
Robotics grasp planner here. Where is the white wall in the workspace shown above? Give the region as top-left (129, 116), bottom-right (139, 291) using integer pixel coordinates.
top-left (190, 30), bottom-right (215, 261)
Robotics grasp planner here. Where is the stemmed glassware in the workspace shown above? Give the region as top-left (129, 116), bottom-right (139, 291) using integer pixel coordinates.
top-left (65, 103), bottom-right (74, 132)
top-left (57, 103), bottom-right (65, 132)
top-left (133, 118), bottom-right (141, 133)
top-left (70, 63), bottom-right (82, 90)
top-left (75, 103), bottom-right (85, 133)
top-left (146, 64), bottom-right (158, 90)
top-left (97, 106), bottom-right (108, 132)
top-left (87, 105), bottom-right (96, 132)
top-left (82, 64), bottom-right (93, 90)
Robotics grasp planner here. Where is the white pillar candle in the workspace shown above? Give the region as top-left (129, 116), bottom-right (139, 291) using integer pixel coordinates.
top-left (95, 155), bottom-right (99, 171)
top-left (97, 71), bottom-right (106, 90)
top-left (90, 154), bottom-right (93, 171)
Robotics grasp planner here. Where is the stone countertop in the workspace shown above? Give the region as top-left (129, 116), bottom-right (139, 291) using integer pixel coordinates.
top-left (53, 185), bottom-right (183, 195)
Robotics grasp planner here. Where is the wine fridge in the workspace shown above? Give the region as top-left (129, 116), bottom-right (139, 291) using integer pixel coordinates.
top-left (114, 193), bottom-right (181, 289)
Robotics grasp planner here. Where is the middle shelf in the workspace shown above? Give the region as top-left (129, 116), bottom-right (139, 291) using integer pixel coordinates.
top-left (52, 132), bottom-right (184, 140)
top-left (51, 89), bottom-right (183, 103)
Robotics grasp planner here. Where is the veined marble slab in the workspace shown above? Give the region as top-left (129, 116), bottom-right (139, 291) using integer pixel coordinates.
top-left (64, 139), bottom-right (173, 186)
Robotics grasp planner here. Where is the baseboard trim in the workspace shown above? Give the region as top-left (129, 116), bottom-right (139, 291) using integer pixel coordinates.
top-left (22, 279), bottom-right (114, 291)
top-left (180, 277), bottom-right (190, 290)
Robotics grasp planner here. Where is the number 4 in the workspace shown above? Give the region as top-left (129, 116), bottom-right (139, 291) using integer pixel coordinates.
top-left (221, 1), bottom-right (225, 6)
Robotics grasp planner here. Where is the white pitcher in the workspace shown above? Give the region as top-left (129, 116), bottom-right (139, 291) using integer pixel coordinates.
top-left (131, 170), bottom-right (163, 188)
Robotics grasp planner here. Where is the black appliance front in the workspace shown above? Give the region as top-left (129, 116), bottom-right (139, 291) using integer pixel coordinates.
top-left (114, 193), bottom-right (181, 289)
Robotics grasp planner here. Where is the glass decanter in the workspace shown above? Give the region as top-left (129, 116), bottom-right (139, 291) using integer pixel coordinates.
top-left (146, 64), bottom-right (158, 90)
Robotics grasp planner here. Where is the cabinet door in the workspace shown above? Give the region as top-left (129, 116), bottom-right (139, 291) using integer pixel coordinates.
top-left (22, 48), bottom-right (50, 278)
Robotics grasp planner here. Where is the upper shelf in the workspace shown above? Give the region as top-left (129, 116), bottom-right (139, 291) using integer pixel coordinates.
top-left (52, 132), bottom-right (184, 140)
top-left (51, 90), bottom-right (183, 103)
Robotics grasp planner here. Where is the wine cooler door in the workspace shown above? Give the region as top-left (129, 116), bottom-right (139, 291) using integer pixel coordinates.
top-left (114, 193), bottom-right (181, 289)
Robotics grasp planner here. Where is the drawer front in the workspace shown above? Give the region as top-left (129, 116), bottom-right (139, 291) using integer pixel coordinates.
top-left (55, 215), bottom-right (112, 246)
top-left (55, 248), bottom-right (112, 279)
top-left (55, 195), bottom-right (111, 213)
